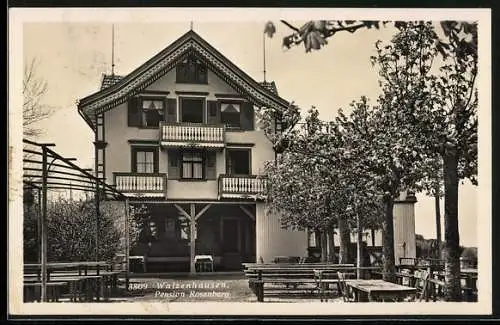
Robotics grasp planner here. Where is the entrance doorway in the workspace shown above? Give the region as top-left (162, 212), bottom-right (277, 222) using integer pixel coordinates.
top-left (221, 217), bottom-right (242, 270)
top-left (222, 218), bottom-right (240, 253)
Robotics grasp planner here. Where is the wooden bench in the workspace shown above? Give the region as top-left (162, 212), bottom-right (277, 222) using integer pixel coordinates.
top-left (25, 261), bottom-right (114, 280)
top-left (394, 269), bottom-right (477, 302)
top-left (23, 281), bottom-right (68, 302)
top-left (25, 274), bottom-right (110, 302)
top-left (244, 264), bottom-right (375, 302)
top-left (51, 270), bottom-right (123, 298)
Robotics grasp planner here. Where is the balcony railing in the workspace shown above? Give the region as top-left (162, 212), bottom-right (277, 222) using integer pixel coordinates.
top-left (218, 174), bottom-right (267, 200)
top-left (160, 122), bottom-right (225, 148)
top-left (114, 172), bottom-right (167, 198)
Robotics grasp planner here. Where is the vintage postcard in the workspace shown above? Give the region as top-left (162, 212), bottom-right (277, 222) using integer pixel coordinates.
top-left (8, 7), bottom-right (492, 317)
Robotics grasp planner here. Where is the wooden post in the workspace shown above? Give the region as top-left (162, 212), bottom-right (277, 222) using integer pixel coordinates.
top-left (356, 212), bottom-right (363, 280)
top-left (37, 188), bottom-right (42, 264)
top-left (95, 170), bottom-right (100, 262)
top-left (257, 269), bottom-right (263, 302)
top-left (125, 199), bottom-right (130, 291)
top-left (190, 203), bottom-right (196, 274)
top-left (40, 145), bottom-right (48, 302)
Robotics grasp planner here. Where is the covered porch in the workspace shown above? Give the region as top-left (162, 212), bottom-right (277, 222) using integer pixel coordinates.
top-left (131, 202), bottom-right (257, 273)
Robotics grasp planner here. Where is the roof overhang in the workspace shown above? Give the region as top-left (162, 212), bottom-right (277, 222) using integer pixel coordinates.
top-left (77, 30), bottom-right (290, 130)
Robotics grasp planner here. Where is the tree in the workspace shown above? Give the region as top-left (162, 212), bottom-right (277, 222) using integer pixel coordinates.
top-left (23, 57), bottom-right (53, 138)
top-left (372, 21), bottom-right (478, 301)
top-left (263, 107), bottom-right (354, 263)
top-left (335, 95), bottom-right (425, 282)
top-left (263, 104), bottom-right (387, 267)
top-left (262, 20), bottom-right (477, 301)
top-left (419, 22), bottom-right (478, 302)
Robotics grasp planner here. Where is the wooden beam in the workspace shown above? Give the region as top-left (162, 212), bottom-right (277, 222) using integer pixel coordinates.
top-left (239, 205), bottom-right (255, 221)
top-left (190, 203), bottom-right (196, 274)
top-left (174, 203), bottom-right (191, 220)
top-left (130, 200), bottom-right (256, 205)
top-left (194, 203), bottom-right (212, 221)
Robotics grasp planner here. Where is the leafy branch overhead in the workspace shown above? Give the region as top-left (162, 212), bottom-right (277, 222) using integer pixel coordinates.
top-left (264, 20), bottom-right (477, 60)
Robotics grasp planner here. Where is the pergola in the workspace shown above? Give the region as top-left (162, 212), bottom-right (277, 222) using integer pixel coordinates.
top-left (22, 138), bottom-right (129, 302)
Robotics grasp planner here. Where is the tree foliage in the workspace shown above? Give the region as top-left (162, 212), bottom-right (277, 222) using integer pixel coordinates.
top-left (261, 19), bottom-right (477, 301)
top-left (263, 108), bottom-right (341, 232)
top-left (335, 94), bottom-right (426, 281)
top-left (371, 21), bottom-right (478, 301)
top-left (263, 103), bottom-right (386, 264)
top-left (23, 197), bottom-right (142, 263)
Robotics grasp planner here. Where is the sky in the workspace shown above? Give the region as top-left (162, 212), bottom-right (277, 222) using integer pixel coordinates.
top-left (21, 19), bottom-right (479, 247)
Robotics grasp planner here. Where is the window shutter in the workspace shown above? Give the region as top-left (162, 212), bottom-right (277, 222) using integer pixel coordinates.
top-left (127, 97), bottom-right (141, 127)
top-left (131, 148), bottom-right (138, 172)
top-left (240, 102), bottom-right (254, 130)
top-left (154, 149), bottom-right (159, 173)
top-left (166, 98), bottom-right (177, 123)
top-left (207, 100), bottom-right (219, 124)
top-left (205, 151), bottom-right (217, 180)
top-left (225, 151), bottom-right (232, 175)
top-left (167, 150), bottom-right (180, 180)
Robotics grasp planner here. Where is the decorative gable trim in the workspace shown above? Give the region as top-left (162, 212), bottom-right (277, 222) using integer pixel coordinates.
top-left (77, 31), bottom-right (289, 130)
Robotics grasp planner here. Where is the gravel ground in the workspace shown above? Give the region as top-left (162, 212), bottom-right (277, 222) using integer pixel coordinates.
top-left (109, 278), bottom-right (345, 303)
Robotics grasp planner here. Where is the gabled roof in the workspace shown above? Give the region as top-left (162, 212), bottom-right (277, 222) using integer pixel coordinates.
top-left (78, 30), bottom-right (290, 130)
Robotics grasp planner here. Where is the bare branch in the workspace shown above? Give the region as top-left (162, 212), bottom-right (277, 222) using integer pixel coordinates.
top-left (23, 57), bottom-right (53, 138)
top-left (280, 20), bottom-right (300, 32)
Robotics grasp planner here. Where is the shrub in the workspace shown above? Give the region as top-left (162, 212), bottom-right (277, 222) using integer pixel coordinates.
top-left (23, 197), bottom-right (142, 263)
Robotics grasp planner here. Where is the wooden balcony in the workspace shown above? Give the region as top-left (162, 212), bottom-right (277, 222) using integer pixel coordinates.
top-left (113, 172), bottom-right (167, 198)
top-left (160, 122), bottom-right (225, 148)
top-left (218, 175), bottom-right (267, 200)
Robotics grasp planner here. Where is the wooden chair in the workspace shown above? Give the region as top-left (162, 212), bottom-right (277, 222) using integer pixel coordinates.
top-left (337, 272), bottom-right (355, 302)
top-left (412, 270), bottom-right (430, 301)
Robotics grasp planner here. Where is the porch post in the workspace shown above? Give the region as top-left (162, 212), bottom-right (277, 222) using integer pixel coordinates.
top-left (125, 199), bottom-right (130, 290)
top-left (190, 203), bottom-right (196, 274)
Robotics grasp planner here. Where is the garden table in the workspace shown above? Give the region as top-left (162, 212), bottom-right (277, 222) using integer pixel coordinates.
top-left (346, 279), bottom-right (416, 302)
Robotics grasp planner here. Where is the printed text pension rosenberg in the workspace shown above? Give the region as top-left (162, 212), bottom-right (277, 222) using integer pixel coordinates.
top-left (129, 281), bottom-right (228, 290)
top-left (154, 290), bottom-right (231, 298)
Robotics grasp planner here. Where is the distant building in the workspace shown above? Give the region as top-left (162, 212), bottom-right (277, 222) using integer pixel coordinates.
top-left (77, 30), bottom-right (416, 272)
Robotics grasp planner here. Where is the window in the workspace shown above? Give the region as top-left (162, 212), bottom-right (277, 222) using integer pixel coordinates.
top-left (141, 99), bottom-right (164, 127)
top-left (132, 147), bottom-right (158, 173)
top-left (181, 150), bottom-right (204, 179)
top-left (176, 57), bottom-right (208, 84)
top-left (180, 98), bottom-right (204, 123)
top-left (226, 149), bottom-right (251, 175)
top-left (220, 102), bottom-right (241, 128)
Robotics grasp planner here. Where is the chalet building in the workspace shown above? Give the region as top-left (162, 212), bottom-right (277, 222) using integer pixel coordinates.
top-left (77, 30), bottom-right (417, 273)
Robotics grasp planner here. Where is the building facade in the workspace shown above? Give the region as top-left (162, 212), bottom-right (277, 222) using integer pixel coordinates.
top-left (77, 30), bottom-right (416, 273)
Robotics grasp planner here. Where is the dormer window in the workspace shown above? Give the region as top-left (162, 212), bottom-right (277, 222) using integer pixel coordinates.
top-left (176, 57), bottom-right (208, 84)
